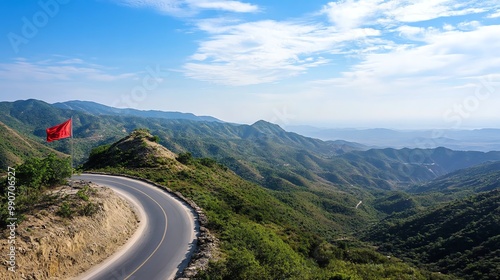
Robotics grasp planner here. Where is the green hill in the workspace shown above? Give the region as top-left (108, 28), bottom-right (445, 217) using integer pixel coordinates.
top-left (410, 161), bottom-right (500, 195)
top-left (153, 120), bottom-right (500, 194)
top-left (83, 129), bottom-right (177, 169)
top-left (4, 99), bottom-right (497, 278)
top-left (52, 100), bottom-right (222, 122)
top-left (0, 120), bottom-right (66, 169)
top-left (365, 189), bottom-right (500, 280)
top-left (84, 129), bottom-right (450, 279)
top-left (3, 99), bottom-right (500, 198)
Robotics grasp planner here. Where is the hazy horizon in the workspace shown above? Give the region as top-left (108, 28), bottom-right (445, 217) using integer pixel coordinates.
top-left (3, 97), bottom-right (500, 130)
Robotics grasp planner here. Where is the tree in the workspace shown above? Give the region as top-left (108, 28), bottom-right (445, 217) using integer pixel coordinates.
top-left (16, 153), bottom-right (72, 189)
top-left (177, 152), bottom-right (193, 165)
top-left (1, 153), bottom-right (72, 226)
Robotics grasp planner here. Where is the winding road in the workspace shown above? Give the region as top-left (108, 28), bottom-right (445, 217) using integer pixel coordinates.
top-left (72, 174), bottom-right (197, 280)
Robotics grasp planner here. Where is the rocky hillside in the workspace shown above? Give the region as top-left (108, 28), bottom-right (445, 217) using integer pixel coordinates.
top-left (0, 181), bottom-right (138, 280)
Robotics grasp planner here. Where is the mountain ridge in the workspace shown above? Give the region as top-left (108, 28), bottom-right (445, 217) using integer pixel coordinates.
top-left (409, 160), bottom-right (500, 196)
top-left (365, 189), bottom-right (500, 280)
top-left (52, 100), bottom-right (222, 122)
top-left (82, 129), bottom-right (452, 280)
top-left (287, 125), bottom-right (500, 152)
top-left (1, 98), bottom-right (497, 279)
top-left (3, 99), bottom-right (500, 194)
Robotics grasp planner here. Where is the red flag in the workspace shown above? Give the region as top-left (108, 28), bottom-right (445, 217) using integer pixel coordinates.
top-left (46, 119), bottom-right (72, 142)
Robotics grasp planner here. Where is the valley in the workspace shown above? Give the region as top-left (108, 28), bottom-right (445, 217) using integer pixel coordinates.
top-left (0, 99), bottom-right (499, 279)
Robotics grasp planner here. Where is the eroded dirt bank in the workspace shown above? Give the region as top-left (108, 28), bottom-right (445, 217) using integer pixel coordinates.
top-left (1, 181), bottom-right (138, 280)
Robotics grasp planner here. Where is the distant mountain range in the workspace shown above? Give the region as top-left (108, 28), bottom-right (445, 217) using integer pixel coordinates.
top-left (2, 99), bottom-right (500, 194)
top-left (287, 125), bottom-right (500, 152)
top-left (2, 98), bottom-right (499, 279)
top-left (52, 100), bottom-right (222, 122)
top-left (80, 127), bottom-right (453, 279)
top-left (52, 100), bottom-right (500, 152)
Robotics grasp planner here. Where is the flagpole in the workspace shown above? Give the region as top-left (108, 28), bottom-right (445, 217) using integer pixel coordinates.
top-left (71, 116), bottom-right (74, 172)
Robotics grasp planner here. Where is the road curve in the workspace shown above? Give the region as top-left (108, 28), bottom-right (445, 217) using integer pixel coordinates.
top-left (72, 174), bottom-right (197, 280)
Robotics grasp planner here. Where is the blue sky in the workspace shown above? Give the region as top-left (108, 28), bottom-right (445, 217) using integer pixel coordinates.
top-left (1, 0), bottom-right (499, 129)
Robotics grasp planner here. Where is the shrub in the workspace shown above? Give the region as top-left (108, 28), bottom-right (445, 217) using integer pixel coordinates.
top-left (150, 135), bottom-right (160, 143)
top-left (80, 202), bottom-right (99, 216)
top-left (57, 202), bottom-right (74, 218)
top-left (16, 153), bottom-right (72, 189)
top-left (177, 152), bottom-right (193, 164)
top-left (77, 187), bottom-right (90, 201)
top-left (89, 144), bottom-right (111, 158)
top-left (199, 157), bottom-right (217, 167)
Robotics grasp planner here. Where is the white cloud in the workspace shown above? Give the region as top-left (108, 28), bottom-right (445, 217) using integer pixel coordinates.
top-left (183, 1), bottom-right (500, 86)
top-left (397, 25), bottom-right (439, 41)
top-left (193, 1), bottom-right (258, 12)
top-left (178, 0), bottom-right (500, 92)
top-left (487, 10), bottom-right (500, 18)
top-left (387, 0), bottom-right (485, 23)
top-left (0, 58), bottom-right (136, 82)
top-left (183, 20), bottom-right (380, 85)
top-left (443, 23), bottom-right (456, 31)
top-left (321, 0), bottom-right (500, 28)
top-left (116, 0), bottom-right (188, 15)
top-left (114, 0), bottom-right (258, 16)
top-left (314, 25), bottom-right (500, 91)
top-left (321, 0), bottom-right (384, 30)
top-left (457, 20), bottom-right (481, 30)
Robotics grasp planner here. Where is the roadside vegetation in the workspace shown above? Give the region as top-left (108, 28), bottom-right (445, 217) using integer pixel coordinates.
top-left (0, 153), bottom-right (98, 227)
top-left (86, 130), bottom-right (452, 279)
top-left (3, 98), bottom-right (497, 279)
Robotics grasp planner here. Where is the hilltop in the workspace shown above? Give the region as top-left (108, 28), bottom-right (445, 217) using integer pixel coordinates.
top-left (0, 153), bottom-right (138, 279)
top-left (0, 183), bottom-right (138, 280)
top-left (3, 99), bottom-right (500, 198)
top-left (83, 129), bottom-right (450, 279)
top-left (84, 128), bottom-right (179, 169)
top-left (3, 99), bottom-right (497, 278)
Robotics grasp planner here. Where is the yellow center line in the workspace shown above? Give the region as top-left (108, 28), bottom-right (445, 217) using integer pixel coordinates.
top-left (95, 178), bottom-right (168, 280)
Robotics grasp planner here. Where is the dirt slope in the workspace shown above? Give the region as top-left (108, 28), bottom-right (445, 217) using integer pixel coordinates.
top-left (0, 181), bottom-right (138, 279)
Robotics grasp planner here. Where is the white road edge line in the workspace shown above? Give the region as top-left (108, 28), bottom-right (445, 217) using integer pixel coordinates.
top-left (105, 176), bottom-right (198, 280)
top-left (74, 186), bottom-right (148, 280)
top-left (164, 190), bottom-right (198, 280)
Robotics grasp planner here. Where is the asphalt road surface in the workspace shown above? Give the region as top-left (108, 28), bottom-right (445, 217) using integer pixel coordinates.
top-left (73, 174), bottom-right (197, 280)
